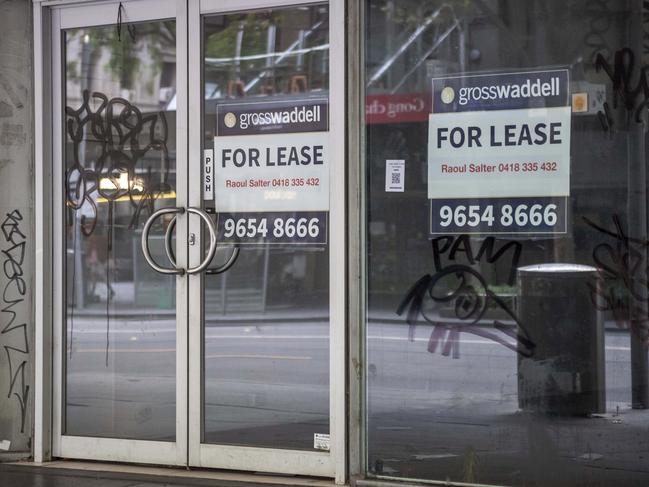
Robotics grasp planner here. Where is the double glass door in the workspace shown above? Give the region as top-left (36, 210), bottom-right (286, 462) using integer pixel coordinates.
top-left (51, 0), bottom-right (344, 479)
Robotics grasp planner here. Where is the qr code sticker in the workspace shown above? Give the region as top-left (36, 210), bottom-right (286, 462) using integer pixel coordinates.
top-left (385, 159), bottom-right (405, 192)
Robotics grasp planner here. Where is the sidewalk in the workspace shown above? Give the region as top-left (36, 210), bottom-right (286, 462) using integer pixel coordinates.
top-left (0, 461), bottom-right (334, 487)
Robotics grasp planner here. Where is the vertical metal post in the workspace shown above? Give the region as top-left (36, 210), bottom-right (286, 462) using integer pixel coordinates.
top-left (34, 2), bottom-right (54, 463)
top-left (628, 121), bottom-right (649, 408)
top-left (628, 1), bottom-right (649, 409)
top-left (385, 0), bottom-right (394, 88)
top-left (347, 0), bottom-right (364, 479)
top-left (457, 19), bottom-right (466, 75)
top-left (234, 21), bottom-right (244, 83)
top-left (220, 269), bottom-right (227, 315)
top-left (261, 246), bottom-right (270, 313)
top-left (266, 23), bottom-right (276, 89)
top-left (266, 24), bottom-right (276, 68)
top-left (296, 29), bottom-right (305, 71)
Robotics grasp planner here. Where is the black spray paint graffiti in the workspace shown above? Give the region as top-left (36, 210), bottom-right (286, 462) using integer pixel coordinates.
top-left (1, 210), bottom-right (29, 433)
top-left (584, 215), bottom-right (649, 344)
top-left (595, 48), bottom-right (649, 131)
top-left (66, 90), bottom-right (170, 365)
top-left (397, 236), bottom-right (535, 359)
top-left (65, 89), bottom-right (171, 235)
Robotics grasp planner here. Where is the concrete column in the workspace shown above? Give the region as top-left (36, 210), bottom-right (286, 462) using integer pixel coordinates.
top-left (0, 0), bottom-right (34, 458)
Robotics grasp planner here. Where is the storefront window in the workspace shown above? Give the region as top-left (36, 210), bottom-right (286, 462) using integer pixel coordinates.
top-left (364, 1), bottom-right (649, 485)
top-left (201, 4), bottom-right (330, 451)
top-left (63, 20), bottom-right (178, 441)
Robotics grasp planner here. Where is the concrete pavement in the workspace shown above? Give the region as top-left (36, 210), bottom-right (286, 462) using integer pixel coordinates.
top-left (0, 462), bottom-right (334, 487)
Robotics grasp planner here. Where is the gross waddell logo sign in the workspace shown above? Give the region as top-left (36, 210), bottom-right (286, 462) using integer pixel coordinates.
top-left (217, 98), bottom-right (328, 136)
top-left (433, 70), bottom-right (567, 113)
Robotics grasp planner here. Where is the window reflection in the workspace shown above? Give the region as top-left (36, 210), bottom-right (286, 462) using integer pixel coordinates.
top-left (201, 4), bottom-right (331, 451)
top-left (64, 21), bottom-right (177, 441)
top-left (365, 1), bottom-right (649, 485)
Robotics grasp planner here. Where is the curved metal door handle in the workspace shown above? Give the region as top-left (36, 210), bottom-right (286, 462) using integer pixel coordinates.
top-left (141, 207), bottom-right (185, 275)
top-left (205, 245), bottom-right (240, 275)
top-left (164, 214), bottom-right (179, 269)
top-left (163, 208), bottom-right (240, 275)
top-left (186, 207), bottom-right (218, 275)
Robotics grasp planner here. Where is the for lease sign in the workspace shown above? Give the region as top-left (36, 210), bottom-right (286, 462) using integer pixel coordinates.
top-left (427, 69), bottom-right (570, 235)
top-left (213, 98), bottom-right (329, 244)
top-left (214, 131), bottom-right (328, 213)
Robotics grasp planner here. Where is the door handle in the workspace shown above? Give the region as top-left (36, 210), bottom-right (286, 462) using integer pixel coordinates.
top-left (205, 245), bottom-right (240, 275)
top-left (149, 206), bottom-right (240, 275)
top-left (163, 213), bottom-right (180, 269)
top-left (141, 207), bottom-right (185, 275)
top-left (185, 207), bottom-right (240, 275)
top-left (186, 207), bottom-right (219, 275)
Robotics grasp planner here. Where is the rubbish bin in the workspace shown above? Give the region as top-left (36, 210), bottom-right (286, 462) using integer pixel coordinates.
top-left (517, 264), bottom-right (605, 415)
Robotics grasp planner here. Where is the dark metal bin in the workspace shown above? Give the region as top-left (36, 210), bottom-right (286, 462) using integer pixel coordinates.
top-left (517, 264), bottom-right (605, 415)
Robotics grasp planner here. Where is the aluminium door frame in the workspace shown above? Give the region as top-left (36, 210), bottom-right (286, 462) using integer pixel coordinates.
top-left (34, 0), bottom-right (349, 480)
top-left (45, 0), bottom-right (190, 466)
top-left (187, 0), bottom-right (346, 482)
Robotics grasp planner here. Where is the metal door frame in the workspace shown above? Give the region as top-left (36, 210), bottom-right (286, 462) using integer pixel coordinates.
top-left (187, 0), bottom-right (346, 481)
top-left (45, 0), bottom-right (189, 466)
top-left (34, 0), bottom-right (347, 481)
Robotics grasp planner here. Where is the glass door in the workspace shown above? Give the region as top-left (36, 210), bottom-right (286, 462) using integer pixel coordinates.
top-left (187, 0), bottom-right (346, 479)
top-left (49, 0), bottom-right (344, 478)
top-left (51, 0), bottom-right (188, 465)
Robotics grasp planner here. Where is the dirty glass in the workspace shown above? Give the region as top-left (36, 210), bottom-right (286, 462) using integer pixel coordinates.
top-left (201, 4), bottom-right (330, 450)
top-left (63, 21), bottom-right (177, 440)
top-left (365, 1), bottom-right (649, 485)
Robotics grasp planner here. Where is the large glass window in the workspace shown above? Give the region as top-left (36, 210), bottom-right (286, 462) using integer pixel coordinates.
top-left (364, 1), bottom-right (649, 485)
top-left (64, 20), bottom-right (177, 440)
top-left (201, 4), bottom-right (330, 451)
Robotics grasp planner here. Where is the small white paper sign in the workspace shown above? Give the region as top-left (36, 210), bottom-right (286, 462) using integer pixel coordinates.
top-left (0, 440), bottom-right (11, 451)
top-left (203, 149), bottom-right (214, 200)
top-left (314, 433), bottom-right (330, 451)
top-left (385, 159), bottom-right (405, 192)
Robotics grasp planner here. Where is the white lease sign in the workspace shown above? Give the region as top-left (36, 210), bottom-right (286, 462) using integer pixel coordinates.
top-left (428, 106), bottom-right (571, 199)
top-left (213, 131), bottom-right (329, 213)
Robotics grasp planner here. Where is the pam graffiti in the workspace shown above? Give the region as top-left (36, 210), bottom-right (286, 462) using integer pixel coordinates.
top-left (584, 214), bottom-right (649, 344)
top-left (397, 235), bottom-right (535, 358)
top-left (1, 209), bottom-right (29, 433)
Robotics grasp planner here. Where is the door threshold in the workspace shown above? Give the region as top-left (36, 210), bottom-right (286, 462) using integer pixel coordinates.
top-left (9, 460), bottom-right (341, 486)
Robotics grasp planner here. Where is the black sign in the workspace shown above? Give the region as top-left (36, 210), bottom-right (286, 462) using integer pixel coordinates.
top-left (430, 196), bottom-right (567, 235)
top-left (216, 99), bottom-right (329, 136)
top-left (216, 211), bottom-right (328, 245)
top-left (432, 69), bottom-right (569, 114)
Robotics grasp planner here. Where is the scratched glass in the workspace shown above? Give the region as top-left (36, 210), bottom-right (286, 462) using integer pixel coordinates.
top-left (63, 22), bottom-right (177, 440)
top-left (200, 5), bottom-right (330, 450)
top-left (365, 1), bottom-right (649, 486)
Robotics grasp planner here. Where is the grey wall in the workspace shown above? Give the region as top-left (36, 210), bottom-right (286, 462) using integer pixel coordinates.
top-left (0, 0), bottom-right (33, 457)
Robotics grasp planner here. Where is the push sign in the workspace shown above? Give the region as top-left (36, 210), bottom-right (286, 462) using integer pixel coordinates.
top-left (210, 98), bottom-right (329, 245)
top-left (428, 69), bottom-right (570, 235)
